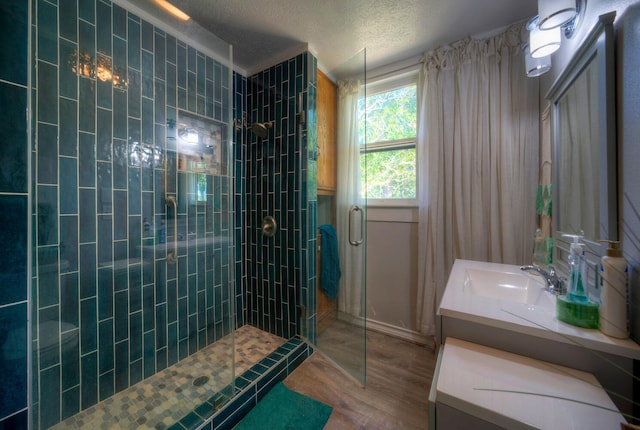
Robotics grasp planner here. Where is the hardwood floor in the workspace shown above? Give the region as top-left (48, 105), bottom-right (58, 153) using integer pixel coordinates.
top-left (285, 325), bottom-right (437, 429)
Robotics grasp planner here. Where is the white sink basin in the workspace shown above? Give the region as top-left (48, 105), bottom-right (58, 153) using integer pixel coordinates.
top-left (463, 267), bottom-right (552, 306)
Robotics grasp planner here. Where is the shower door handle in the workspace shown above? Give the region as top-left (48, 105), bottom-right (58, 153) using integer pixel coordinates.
top-left (348, 205), bottom-right (364, 246)
top-left (166, 195), bottom-right (178, 264)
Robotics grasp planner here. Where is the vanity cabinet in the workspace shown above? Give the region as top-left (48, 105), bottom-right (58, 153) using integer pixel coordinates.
top-left (429, 337), bottom-right (626, 429)
top-left (316, 70), bottom-right (337, 194)
top-left (436, 259), bottom-right (640, 419)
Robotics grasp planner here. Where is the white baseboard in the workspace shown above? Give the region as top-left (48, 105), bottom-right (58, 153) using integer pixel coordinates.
top-left (336, 312), bottom-right (431, 347)
top-left (366, 319), bottom-right (431, 347)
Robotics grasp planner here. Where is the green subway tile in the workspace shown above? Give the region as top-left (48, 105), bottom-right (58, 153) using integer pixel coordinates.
top-left (40, 365), bottom-right (61, 428)
top-left (78, 0), bottom-right (95, 23)
top-left (98, 266), bottom-right (114, 321)
top-left (141, 50), bottom-right (153, 98)
top-left (59, 39), bottom-right (78, 99)
top-left (0, 303), bottom-right (27, 418)
top-left (79, 190), bottom-right (96, 243)
top-left (97, 108), bottom-right (113, 161)
top-left (113, 90), bottom-right (127, 139)
top-left (129, 358), bottom-right (142, 386)
top-left (78, 132), bottom-right (96, 187)
top-left (80, 298), bottom-right (97, 354)
top-left (154, 80), bottom-right (166, 125)
top-left (60, 215), bottom-right (78, 273)
top-left (154, 31), bottom-right (165, 80)
top-left (78, 20), bottom-right (95, 69)
top-left (78, 78), bottom-right (96, 133)
top-left (58, 0), bottom-right (78, 42)
top-left (59, 97), bottom-right (78, 156)
top-left (177, 43), bottom-right (186, 87)
top-left (38, 0), bottom-right (58, 65)
top-left (37, 122), bottom-right (58, 185)
top-left (81, 352), bottom-right (98, 409)
top-left (96, 1), bottom-right (111, 55)
top-left (98, 370), bottom-right (115, 401)
top-left (98, 215), bottom-right (113, 266)
top-left (59, 157), bottom-right (78, 214)
top-left (0, 195), bottom-right (27, 305)
top-left (37, 61), bottom-right (58, 124)
top-left (113, 4), bottom-right (127, 39)
top-left (61, 386), bottom-right (80, 420)
top-left (79, 243), bottom-right (96, 298)
top-left (0, 83), bottom-right (27, 193)
top-left (167, 64), bottom-right (177, 107)
top-left (99, 319), bottom-right (114, 374)
top-left (127, 68), bottom-right (142, 118)
top-left (128, 16), bottom-right (141, 70)
top-left (166, 34), bottom-right (176, 64)
top-left (114, 340), bottom-right (129, 392)
top-left (141, 20), bottom-right (153, 52)
top-left (0, 0), bottom-right (28, 85)
top-left (38, 305), bottom-right (60, 369)
top-left (143, 331), bottom-right (155, 378)
top-left (36, 184), bottom-right (57, 244)
top-left (129, 264), bottom-right (142, 312)
top-left (115, 291), bottom-right (130, 343)
top-left (97, 61), bottom-right (113, 109)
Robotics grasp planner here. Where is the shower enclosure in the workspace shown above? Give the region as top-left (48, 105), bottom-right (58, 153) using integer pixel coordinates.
top-left (29, 1), bottom-right (237, 427)
top-left (23, 0), bottom-right (317, 428)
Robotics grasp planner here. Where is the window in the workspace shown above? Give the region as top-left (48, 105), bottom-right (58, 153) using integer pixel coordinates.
top-left (358, 70), bottom-right (418, 205)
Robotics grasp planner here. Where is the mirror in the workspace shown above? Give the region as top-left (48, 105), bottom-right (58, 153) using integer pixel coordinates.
top-left (547, 12), bottom-right (617, 264)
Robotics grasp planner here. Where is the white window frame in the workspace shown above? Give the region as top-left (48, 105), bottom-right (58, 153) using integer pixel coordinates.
top-left (361, 67), bottom-right (420, 207)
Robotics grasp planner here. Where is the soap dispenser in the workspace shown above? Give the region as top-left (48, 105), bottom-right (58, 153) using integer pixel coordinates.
top-left (599, 240), bottom-right (629, 338)
top-left (556, 234), bottom-right (599, 329)
top-left (532, 228), bottom-right (546, 266)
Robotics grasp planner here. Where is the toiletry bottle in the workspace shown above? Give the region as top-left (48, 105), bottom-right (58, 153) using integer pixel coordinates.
top-left (556, 234), bottom-right (599, 328)
top-left (564, 234), bottom-right (588, 302)
top-left (532, 228), bottom-right (546, 266)
top-left (599, 240), bottom-right (629, 338)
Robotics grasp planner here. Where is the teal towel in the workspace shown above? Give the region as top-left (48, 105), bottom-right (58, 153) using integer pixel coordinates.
top-left (319, 224), bottom-right (341, 300)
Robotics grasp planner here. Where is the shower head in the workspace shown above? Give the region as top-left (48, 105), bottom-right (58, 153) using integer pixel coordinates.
top-left (250, 121), bottom-right (273, 138)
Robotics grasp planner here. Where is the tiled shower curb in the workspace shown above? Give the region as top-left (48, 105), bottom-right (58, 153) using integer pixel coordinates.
top-left (167, 337), bottom-right (312, 430)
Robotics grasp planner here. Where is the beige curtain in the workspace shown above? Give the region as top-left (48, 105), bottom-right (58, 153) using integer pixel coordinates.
top-left (416, 23), bottom-right (540, 337)
top-left (336, 80), bottom-right (365, 317)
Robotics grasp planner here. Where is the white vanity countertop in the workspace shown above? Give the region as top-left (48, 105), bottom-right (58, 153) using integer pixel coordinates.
top-left (436, 337), bottom-right (626, 430)
top-left (438, 259), bottom-right (640, 360)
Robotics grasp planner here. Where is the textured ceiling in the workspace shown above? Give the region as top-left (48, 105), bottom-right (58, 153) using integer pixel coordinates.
top-left (166, 0), bottom-right (537, 77)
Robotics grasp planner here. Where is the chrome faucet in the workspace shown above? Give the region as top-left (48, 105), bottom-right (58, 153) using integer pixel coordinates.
top-left (520, 265), bottom-right (566, 295)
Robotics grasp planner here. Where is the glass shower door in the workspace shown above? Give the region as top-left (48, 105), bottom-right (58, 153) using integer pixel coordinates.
top-left (316, 50), bottom-right (367, 385)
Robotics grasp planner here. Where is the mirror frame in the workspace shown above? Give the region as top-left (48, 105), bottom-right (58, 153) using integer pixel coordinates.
top-left (546, 11), bottom-right (617, 267)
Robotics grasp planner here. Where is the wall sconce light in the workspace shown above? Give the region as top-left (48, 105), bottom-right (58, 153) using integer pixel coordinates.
top-left (529, 18), bottom-right (561, 58)
top-left (524, 0), bottom-right (586, 77)
top-left (523, 44), bottom-right (552, 77)
top-left (538, 0), bottom-right (577, 30)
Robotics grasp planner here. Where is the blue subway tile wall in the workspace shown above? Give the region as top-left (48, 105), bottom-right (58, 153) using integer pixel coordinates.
top-left (29, 1), bottom-right (235, 428)
top-left (243, 53), bottom-right (317, 341)
top-left (0, 0), bottom-right (29, 428)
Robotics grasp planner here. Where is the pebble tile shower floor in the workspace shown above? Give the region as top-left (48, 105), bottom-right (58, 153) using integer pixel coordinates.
top-left (51, 325), bottom-right (286, 430)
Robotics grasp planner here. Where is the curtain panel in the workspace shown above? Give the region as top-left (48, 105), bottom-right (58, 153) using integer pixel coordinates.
top-left (416, 23), bottom-right (540, 337)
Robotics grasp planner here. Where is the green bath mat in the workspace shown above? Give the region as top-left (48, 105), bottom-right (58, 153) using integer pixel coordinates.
top-left (235, 382), bottom-right (332, 430)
